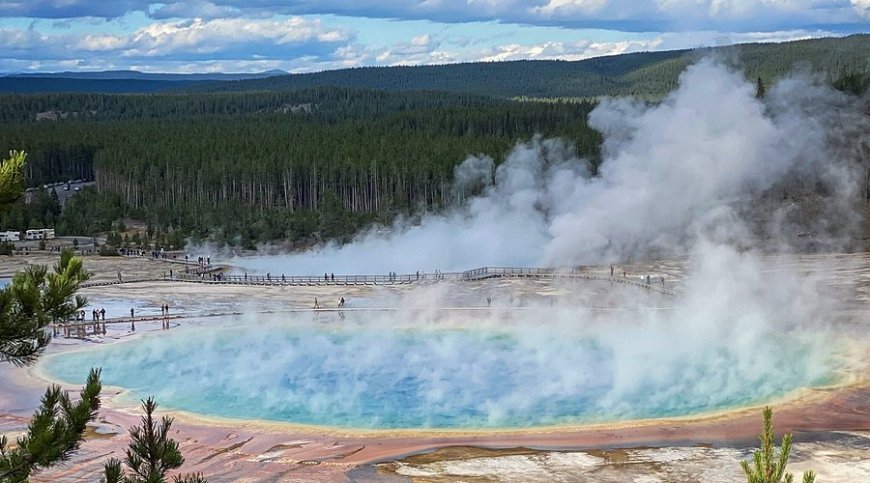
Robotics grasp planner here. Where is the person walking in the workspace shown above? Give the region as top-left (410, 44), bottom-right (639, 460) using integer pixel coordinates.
top-left (100, 307), bottom-right (106, 320)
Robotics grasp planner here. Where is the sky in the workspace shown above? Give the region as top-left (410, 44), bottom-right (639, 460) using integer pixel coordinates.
top-left (0, 1), bottom-right (868, 74)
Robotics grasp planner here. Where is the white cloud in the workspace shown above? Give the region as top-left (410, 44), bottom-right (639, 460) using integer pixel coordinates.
top-left (3, 1), bottom-right (867, 34)
top-left (852, 0), bottom-right (870, 16)
top-left (77, 34), bottom-right (129, 52)
top-left (130, 16), bottom-right (344, 50)
top-left (151, 0), bottom-right (241, 20)
top-left (534, 0), bottom-right (617, 17)
top-left (3, 17), bottom-right (353, 64)
top-left (478, 38), bottom-right (664, 62)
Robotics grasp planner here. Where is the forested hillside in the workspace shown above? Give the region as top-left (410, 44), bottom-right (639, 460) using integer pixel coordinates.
top-left (0, 88), bottom-right (600, 247)
top-left (195, 35), bottom-right (870, 99)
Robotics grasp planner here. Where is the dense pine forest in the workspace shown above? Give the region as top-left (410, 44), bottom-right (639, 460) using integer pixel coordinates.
top-left (1, 35), bottom-right (868, 249)
top-left (0, 88), bottom-right (601, 247)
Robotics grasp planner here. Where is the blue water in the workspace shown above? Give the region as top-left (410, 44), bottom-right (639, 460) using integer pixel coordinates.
top-left (42, 319), bottom-right (830, 429)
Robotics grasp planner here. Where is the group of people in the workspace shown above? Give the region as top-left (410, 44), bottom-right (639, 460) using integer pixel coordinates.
top-left (160, 304), bottom-right (172, 330)
top-left (150, 249), bottom-right (173, 260)
top-left (609, 265), bottom-right (666, 288)
top-left (638, 274), bottom-right (666, 287)
top-left (74, 308), bottom-right (106, 322)
top-left (313, 297), bottom-right (346, 309)
top-left (189, 255), bottom-right (210, 267)
top-left (119, 248), bottom-right (149, 257)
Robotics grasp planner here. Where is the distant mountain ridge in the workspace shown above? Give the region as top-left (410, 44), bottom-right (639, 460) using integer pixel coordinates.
top-left (198, 34), bottom-right (869, 99)
top-left (1, 69), bottom-right (287, 81)
top-left (0, 34), bottom-right (867, 97)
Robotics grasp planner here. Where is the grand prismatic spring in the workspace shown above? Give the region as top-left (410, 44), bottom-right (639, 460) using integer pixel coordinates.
top-left (42, 307), bottom-right (835, 430)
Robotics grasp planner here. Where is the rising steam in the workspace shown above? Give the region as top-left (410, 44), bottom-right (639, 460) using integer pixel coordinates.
top-left (228, 58), bottom-right (864, 275)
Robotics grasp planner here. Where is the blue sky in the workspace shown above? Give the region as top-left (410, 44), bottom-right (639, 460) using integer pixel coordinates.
top-left (0, 1), bottom-right (867, 73)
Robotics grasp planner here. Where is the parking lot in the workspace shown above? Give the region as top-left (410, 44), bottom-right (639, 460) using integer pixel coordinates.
top-left (24, 179), bottom-right (95, 207)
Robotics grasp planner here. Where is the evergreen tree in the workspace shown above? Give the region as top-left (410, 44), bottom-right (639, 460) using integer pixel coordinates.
top-left (0, 150), bottom-right (103, 482)
top-left (103, 398), bottom-right (206, 483)
top-left (0, 370), bottom-right (102, 482)
top-left (741, 407), bottom-right (815, 483)
top-left (755, 76), bottom-right (766, 99)
top-left (0, 151), bottom-right (25, 206)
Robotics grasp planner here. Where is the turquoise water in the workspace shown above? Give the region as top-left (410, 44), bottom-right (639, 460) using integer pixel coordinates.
top-left (43, 318), bottom-right (831, 429)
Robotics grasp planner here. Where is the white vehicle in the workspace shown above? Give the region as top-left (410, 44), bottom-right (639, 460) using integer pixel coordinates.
top-left (25, 228), bottom-right (56, 240)
top-left (0, 230), bottom-right (20, 242)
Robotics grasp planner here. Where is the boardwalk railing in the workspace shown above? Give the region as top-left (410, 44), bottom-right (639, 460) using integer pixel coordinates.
top-left (81, 266), bottom-right (675, 295)
top-left (82, 273), bottom-right (419, 288)
top-left (460, 267), bottom-right (675, 295)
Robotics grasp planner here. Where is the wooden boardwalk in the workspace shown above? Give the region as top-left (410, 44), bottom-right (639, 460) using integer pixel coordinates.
top-left (460, 267), bottom-right (676, 296)
top-left (82, 266), bottom-right (675, 295)
top-left (55, 303), bottom-right (678, 339)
